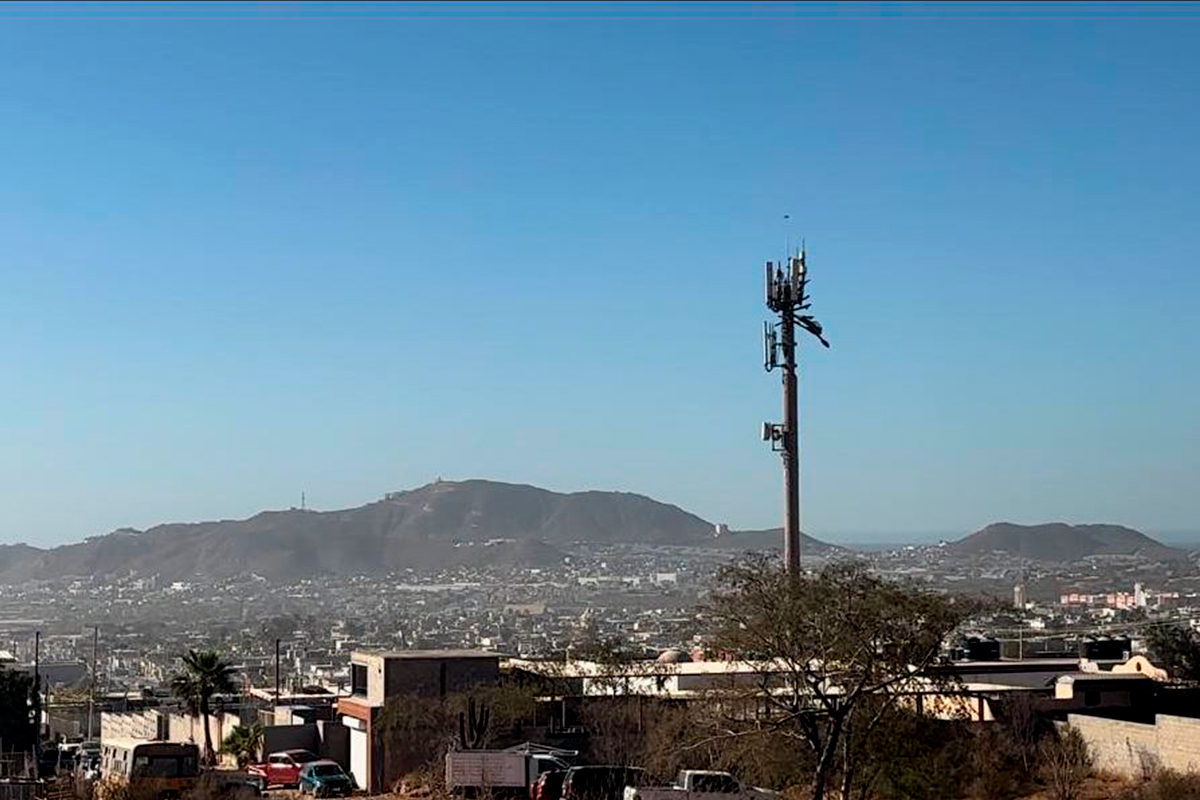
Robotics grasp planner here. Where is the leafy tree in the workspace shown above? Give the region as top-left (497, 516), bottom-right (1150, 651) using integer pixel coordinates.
top-left (699, 557), bottom-right (980, 800)
top-left (0, 666), bottom-right (36, 753)
top-left (171, 650), bottom-right (237, 765)
top-left (221, 723), bottom-right (264, 768)
top-left (1146, 624), bottom-right (1200, 682)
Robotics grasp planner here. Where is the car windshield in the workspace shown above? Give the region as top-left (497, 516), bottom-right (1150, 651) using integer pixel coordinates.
top-left (312, 765), bottom-right (344, 777)
top-left (290, 752), bottom-right (320, 763)
top-left (133, 756), bottom-right (187, 778)
top-left (570, 768), bottom-right (644, 793)
top-left (690, 775), bottom-right (739, 793)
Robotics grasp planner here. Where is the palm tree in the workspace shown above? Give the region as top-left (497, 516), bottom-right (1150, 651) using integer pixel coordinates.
top-left (221, 723), bottom-right (264, 768)
top-left (171, 650), bottom-right (238, 765)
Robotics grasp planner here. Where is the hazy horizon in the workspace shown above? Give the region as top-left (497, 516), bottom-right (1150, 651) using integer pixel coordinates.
top-left (1, 475), bottom-right (1196, 551)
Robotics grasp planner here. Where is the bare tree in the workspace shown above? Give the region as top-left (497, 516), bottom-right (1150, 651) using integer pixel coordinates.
top-left (1039, 726), bottom-right (1091, 800)
top-left (994, 691), bottom-right (1049, 780)
top-left (699, 557), bottom-right (980, 800)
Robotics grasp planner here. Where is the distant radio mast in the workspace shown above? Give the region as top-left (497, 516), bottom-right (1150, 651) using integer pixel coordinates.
top-left (762, 245), bottom-right (829, 576)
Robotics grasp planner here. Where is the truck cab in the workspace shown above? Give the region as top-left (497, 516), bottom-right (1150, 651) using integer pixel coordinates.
top-left (624, 771), bottom-right (778, 800)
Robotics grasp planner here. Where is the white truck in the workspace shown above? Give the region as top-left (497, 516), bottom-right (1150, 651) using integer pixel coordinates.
top-left (623, 771), bottom-right (779, 800)
top-left (446, 747), bottom-right (573, 797)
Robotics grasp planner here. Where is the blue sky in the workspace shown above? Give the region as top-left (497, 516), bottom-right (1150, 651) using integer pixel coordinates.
top-left (2, 3), bottom-right (1198, 546)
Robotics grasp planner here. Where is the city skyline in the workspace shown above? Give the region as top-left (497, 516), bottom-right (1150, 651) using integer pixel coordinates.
top-left (3, 4), bottom-right (1199, 546)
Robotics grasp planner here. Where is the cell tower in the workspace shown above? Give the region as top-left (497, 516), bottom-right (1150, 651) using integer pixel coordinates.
top-left (762, 246), bottom-right (829, 576)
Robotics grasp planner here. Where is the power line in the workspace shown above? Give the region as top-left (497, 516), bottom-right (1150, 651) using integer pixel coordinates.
top-left (982, 612), bottom-right (1200, 639)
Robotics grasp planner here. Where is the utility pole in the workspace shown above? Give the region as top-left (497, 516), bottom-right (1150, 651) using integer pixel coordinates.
top-left (87, 625), bottom-right (99, 741)
top-left (33, 632), bottom-right (40, 749)
top-left (275, 638), bottom-right (281, 705)
top-left (763, 247), bottom-right (829, 576)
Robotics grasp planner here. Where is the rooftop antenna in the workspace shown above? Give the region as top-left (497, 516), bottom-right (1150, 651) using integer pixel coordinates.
top-left (762, 234), bottom-right (830, 577)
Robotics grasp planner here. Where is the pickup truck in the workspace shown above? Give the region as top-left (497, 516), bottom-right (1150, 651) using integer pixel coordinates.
top-left (623, 771), bottom-right (778, 800)
top-left (247, 749), bottom-right (323, 789)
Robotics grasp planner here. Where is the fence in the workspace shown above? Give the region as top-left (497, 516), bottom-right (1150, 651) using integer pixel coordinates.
top-left (0, 782), bottom-right (37, 800)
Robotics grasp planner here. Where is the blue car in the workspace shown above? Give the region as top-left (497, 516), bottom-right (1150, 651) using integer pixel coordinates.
top-left (298, 760), bottom-right (356, 798)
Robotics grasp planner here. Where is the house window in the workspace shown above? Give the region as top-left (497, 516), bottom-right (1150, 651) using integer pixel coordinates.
top-left (351, 664), bottom-right (368, 696)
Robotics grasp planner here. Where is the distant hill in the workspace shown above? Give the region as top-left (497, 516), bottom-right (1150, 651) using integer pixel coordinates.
top-left (0, 479), bottom-right (837, 583)
top-left (949, 522), bottom-right (1182, 562)
top-left (0, 543), bottom-right (41, 575)
top-left (708, 528), bottom-right (847, 557)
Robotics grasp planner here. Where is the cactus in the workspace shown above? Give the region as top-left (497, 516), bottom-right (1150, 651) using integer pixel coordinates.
top-left (458, 696), bottom-right (491, 749)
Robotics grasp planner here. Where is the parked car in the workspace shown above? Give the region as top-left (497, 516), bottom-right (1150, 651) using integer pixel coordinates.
top-left (298, 760), bottom-right (356, 798)
top-left (57, 742), bottom-right (82, 774)
top-left (562, 767), bottom-right (646, 800)
top-left (248, 749), bottom-right (322, 789)
top-left (530, 769), bottom-right (567, 800)
top-left (195, 771), bottom-right (264, 799)
top-left (624, 771), bottom-right (778, 800)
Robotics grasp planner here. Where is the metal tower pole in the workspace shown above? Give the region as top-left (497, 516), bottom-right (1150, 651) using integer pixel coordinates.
top-left (780, 303), bottom-right (801, 575)
top-left (763, 249), bottom-right (829, 578)
top-left (33, 632), bottom-right (41, 747)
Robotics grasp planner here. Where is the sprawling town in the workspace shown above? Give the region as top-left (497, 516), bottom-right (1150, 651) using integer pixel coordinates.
top-left (7, 542), bottom-right (1200, 693)
top-left (4, 537), bottom-right (1200, 799)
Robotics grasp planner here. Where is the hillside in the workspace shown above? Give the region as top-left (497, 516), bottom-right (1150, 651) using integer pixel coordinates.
top-left (708, 528), bottom-right (847, 557)
top-left (950, 522), bottom-right (1182, 562)
top-left (0, 479), bottom-right (834, 583)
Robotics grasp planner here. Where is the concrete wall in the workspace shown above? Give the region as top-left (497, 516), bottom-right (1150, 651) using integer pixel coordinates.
top-left (381, 657), bottom-right (499, 699)
top-left (263, 724), bottom-right (320, 756)
top-left (361, 654), bottom-right (386, 707)
top-left (47, 706), bottom-right (92, 740)
top-left (1156, 716), bottom-right (1200, 773)
top-left (257, 722), bottom-right (348, 772)
top-left (166, 711), bottom-right (239, 749)
top-left (318, 720), bottom-right (350, 770)
top-left (1068, 715), bottom-right (1157, 777)
top-left (1069, 714), bottom-right (1200, 778)
top-left (100, 710), bottom-right (166, 742)
top-left (356, 653), bottom-right (500, 705)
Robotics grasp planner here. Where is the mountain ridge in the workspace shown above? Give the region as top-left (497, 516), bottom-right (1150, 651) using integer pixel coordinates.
top-left (0, 479), bottom-right (841, 583)
top-left (949, 521), bottom-right (1182, 562)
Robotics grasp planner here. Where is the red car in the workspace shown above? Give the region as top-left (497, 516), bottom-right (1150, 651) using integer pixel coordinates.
top-left (531, 769), bottom-right (567, 800)
top-left (248, 749), bottom-right (322, 789)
